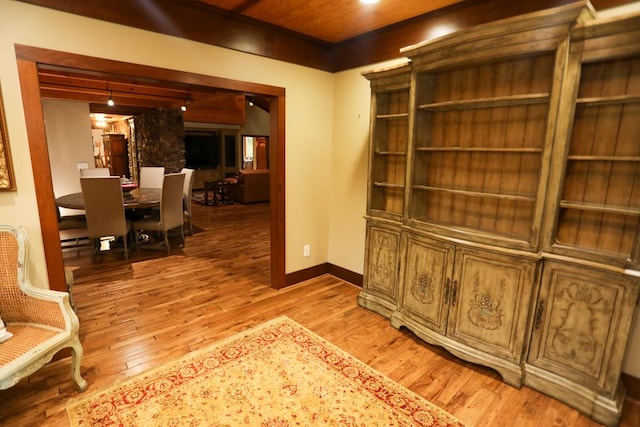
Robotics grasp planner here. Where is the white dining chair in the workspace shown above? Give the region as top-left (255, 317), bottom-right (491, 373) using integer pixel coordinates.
top-left (180, 168), bottom-right (195, 235)
top-left (80, 176), bottom-right (135, 262)
top-left (133, 173), bottom-right (185, 255)
top-left (79, 167), bottom-right (110, 177)
top-left (139, 166), bottom-right (165, 189)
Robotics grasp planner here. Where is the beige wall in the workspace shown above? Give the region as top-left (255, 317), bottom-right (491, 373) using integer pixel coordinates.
top-left (43, 99), bottom-right (94, 217)
top-left (0, 0), bottom-right (334, 281)
top-left (241, 100), bottom-right (271, 136)
top-left (1, 0), bottom-right (639, 378)
top-left (328, 61), bottom-right (404, 275)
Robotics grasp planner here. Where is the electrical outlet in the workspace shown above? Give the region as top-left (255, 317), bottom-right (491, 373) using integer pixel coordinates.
top-left (303, 244), bottom-right (311, 257)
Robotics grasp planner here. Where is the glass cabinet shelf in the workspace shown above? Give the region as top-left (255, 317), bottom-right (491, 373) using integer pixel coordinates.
top-left (418, 93), bottom-right (549, 111)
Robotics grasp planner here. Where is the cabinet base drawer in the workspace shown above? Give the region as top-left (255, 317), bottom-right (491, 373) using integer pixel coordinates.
top-left (524, 363), bottom-right (625, 427)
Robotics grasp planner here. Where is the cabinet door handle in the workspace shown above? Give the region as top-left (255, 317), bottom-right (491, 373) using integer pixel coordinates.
top-left (451, 280), bottom-right (458, 306)
top-left (444, 278), bottom-right (450, 305)
top-left (534, 301), bottom-right (545, 329)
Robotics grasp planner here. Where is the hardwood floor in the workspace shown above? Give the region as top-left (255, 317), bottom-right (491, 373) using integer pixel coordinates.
top-left (1, 201), bottom-right (638, 426)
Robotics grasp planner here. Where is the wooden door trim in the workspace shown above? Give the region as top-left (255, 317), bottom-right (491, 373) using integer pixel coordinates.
top-left (15, 44), bottom-right (286, 291)
top-left (16, 57), bottom-right (66, 291)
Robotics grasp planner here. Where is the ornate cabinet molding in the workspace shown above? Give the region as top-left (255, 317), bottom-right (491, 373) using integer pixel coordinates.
top-left (358, 3), bottom-right (640, 426)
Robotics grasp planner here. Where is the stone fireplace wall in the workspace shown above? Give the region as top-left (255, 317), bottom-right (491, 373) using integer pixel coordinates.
top-left (134, 109), bottom-right (185, 177)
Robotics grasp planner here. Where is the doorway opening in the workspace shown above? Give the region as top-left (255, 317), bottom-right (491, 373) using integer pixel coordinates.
top-left (15, 44), bottom-right (286, 291)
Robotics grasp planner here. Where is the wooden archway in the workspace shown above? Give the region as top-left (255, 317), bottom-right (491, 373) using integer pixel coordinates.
top-left (15, 45), bottom-right (286, 291)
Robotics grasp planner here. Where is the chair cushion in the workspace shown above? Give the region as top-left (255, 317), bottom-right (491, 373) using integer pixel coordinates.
top-left (0, 324), bottom-right (66, 368)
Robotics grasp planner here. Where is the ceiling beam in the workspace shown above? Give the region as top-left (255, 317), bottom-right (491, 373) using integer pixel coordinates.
top-left (18, 0), bottom-right (334, 71)
top-left (16, 0), bottom-right (636, 73)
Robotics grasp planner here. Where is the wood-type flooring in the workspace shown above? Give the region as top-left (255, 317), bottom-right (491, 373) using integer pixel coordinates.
top-left (0, 201), bottom-right (638, 426)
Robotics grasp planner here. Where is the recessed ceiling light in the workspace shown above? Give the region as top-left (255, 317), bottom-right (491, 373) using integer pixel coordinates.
top-left (360, 0), bottom-right (379, 4)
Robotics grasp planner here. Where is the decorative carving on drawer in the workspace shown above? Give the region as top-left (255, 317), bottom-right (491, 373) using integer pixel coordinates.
top-left (370, 233), bottom-right (397, 291)
top-left (467, 272), bottom-right (505, 330)
top-left (549, 282), bottom-right (612, 373)
top-left (410, 261), bottom-right (436, 305)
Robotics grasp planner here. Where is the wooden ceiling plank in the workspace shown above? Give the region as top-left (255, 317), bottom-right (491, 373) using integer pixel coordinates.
top-left (37, 64), bottom-right (257, 120)
top-left (38, 72), bottom-right (194, 99)
top-left (40, 88), bottom-right (181, 109)
top-left (235, 0), bottom-right (466, 43)
top-left (39, 83), bottom-right (189, 103)
top-left (231, 0), bottom-right (261, 13)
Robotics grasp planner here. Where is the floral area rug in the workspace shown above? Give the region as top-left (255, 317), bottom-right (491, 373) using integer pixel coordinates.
top-left (67, 316), bottom-right (464, 426)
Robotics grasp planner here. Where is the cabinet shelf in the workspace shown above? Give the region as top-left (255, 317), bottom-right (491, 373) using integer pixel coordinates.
top-left (418, 93), bottom-right (549, 111)
top-left (559, 200), bottom-right (640, 216)
top-left (413, 185), bottom-right (536, 202)
top-left (368, 78), bottom-right (409, 218)
top-left (373, 182), bottom-right (404, 188)
top-left (374, 151), bottom-right (406, 155)
top-left (576, 94), bottom-right (640, 107)
top-left (567, 155), bottom-right (640, 162)
top-left (376, 113), bottom-right (409, 119)
top-left (416, 147), bottom-right (542, 153)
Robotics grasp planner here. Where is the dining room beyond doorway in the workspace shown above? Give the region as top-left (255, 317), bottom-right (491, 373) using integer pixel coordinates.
top-left (18, 45), bottom-right (285, 290)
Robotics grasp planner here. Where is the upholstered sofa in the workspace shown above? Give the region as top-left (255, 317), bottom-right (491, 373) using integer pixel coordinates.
top-left (232, 169), bottom-right (269, 203)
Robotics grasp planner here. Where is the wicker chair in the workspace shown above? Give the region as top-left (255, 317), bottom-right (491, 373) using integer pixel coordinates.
top-left (0, 225), bottom-right (87, 391)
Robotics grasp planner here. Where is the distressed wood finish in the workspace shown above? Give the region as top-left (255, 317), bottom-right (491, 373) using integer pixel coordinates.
top-left (358, 64), bottom-right (411, 324)
top-left (363, 63), bottom-right (412, 222)
top-left (359, 4), bottom-right (640, 426)
top-left (0, 202), bottom-right (638, 426)
top-left (410, 53), bottom-right (555, 247)
top-left (357, 221), bottom-right (401, 317)
top-left (524, 10), bottom-right (640, 426)
top-left (527, 261), bottom-right (639, 420)
top-left (546, 16), bottom-right (640, 269)
top-left (392, 233), bottom-right (538, 388)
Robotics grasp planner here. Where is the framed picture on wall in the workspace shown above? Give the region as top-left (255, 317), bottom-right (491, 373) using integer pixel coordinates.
top-left (0, 83), bottom-right (16, 191)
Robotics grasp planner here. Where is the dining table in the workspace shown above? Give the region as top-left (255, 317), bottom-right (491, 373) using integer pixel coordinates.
top-left (55, 187), bottom-right (162, 210)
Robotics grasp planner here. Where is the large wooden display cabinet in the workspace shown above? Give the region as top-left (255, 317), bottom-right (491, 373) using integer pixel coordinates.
top-left (358, 2), bottom-right (640, 426)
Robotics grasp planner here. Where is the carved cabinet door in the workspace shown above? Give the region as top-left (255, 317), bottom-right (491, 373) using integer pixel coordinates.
top-left (397, 234), bottom-right (455, 334)
top-left (446, 247), bottom-right (537, 363)
top-left (527, 261), bottom-right (639, 395)
top-left (359, 222), bottom-right (401, 316)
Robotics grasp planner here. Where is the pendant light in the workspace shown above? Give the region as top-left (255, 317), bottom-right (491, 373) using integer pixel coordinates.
top-left (107, 83), bottom-right (115, 107)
